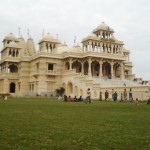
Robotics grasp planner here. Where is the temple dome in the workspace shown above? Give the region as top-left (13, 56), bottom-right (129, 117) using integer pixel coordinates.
top-left (98, 22), bottom-right (109, 30)
top-left (87, 33), bottom-right (97, 38)
top-left (3, 33), bottom-right (16, 41)
top-left (111, 35), bottom-right (118, 41)
top-left (56, 43), bottom-right (82, 54)
top-left (69, 44), bottom-right (82, 53)
top-left (93, 22), bottom-right (114, 32)
top-left (56, 43), bottom-right (70, 54)
top-left (82, 33), bottom-right (98, 41)
top-left (39, 33), bottom-right (58, 43)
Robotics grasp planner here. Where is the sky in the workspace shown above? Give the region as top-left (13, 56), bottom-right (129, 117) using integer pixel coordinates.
top-left (0, 0), bottom-right (150, 80)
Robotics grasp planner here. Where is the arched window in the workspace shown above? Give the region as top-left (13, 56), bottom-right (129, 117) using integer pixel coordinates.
top-left (8, 64), bottom-right (18, 73)
top-left (10, 82), bottom-right (16, 93)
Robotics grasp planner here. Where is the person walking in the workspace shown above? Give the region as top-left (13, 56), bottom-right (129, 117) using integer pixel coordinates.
top-left (85, 88), bottom-right (91, 103)
top-left (105, 90), bottom-right (109, 101)
top-left (87, 88), bottom-right (91, 103)
top-left (135, 98), bottom-right (139, 106)
top-left (113, 91), bottom-right (118, 101)
top-left (111, 89), bottom-right (114, 101)
top-left (129, 88), bottom-right (133, 102)
top-left (123, 89), bottom-right (127, 101)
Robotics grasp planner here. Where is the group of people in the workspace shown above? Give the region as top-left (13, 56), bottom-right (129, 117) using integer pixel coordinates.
top-left (63, 95), bottom-right (84, 102)
top-left (104, 88), bottom-right (134, 102)
top-left (60, 88), bottom-right (92, 103)
top-left (104, 89), bottom-right (118, 101)
top-left (59, 87), bottom-right (150, 105)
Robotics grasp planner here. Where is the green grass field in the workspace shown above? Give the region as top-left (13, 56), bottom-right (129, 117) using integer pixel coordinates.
top-left (0, 98), bottom-right (149, 150)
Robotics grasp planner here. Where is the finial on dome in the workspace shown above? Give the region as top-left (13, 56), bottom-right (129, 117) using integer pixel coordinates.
top-left (27, 29), bottom-right (30, 38)
top-left (74, 36), bottom-right (76, 44)
top-left (18, 27), bottom-right (21, 37)
top-left (56, 33), bottom-right (59, 41)
top-left (42, 29), bottom-right (44, 36)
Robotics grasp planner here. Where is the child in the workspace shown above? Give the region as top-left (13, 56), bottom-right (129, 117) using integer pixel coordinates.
top-left (135, 98), bottom-right (139, 106)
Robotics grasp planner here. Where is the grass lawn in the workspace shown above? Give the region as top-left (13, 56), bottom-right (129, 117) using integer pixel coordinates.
top-left (0, 98), bottom-right (150, 150)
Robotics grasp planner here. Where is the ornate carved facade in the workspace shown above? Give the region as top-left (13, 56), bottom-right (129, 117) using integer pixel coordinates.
top-left (0, 22), bottom-right (148, 98)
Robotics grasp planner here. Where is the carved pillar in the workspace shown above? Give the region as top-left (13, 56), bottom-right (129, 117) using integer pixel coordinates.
top-left (88, 58), bottom-right (92, 76)
top-left (99, 60), bottom-right (103, 78)
top-left (96, 44), bottom-right (99, 52)
top-left (15, 49), bottom-right (17, 57)
top-left (100, 31), bottom-right (102, 39)
top-left (100, 43), bottom-right (103, 52)
top-left (111, 45), bottom-right (113, 54)
top-left (69, 59), bottom-right (72, 70)
top-left (7, 48), bottom-right (9, 57)
top-left (120, 46), bottom-right (123, 55)
top-left (121, 62), bottom-right (124, 79)
top-left (111, 61), bottom-right (114, 78)
top-left (104, 43), bottom-right (106, 52)
top-left (89, 41), bottom-right (91, 51)
top-left (81, 61), bottom-right (84, 75)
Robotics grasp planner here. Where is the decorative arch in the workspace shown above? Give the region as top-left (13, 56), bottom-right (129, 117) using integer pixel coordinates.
top-left (65, 62), bottom-right (69, 70)
top-left (10, 82), bottom-right (16, 93)
top-left (16, 50), bottom-right (19, 57)
top-left (8, 64), bottom-right (18, 73)
top-left (80, 89), bottom-right (83, 96)
top-left (67, 82), bottom-right (73, 96)
top-left (84, 61), bottom-right (88, 75)
top-left (62, 83), bottom-right (66, 93)
top-left (114, 62), bottom-right (121, 78)
top-left (74, 86), bottom-right (78, 96)
top-left (94, 91), bottom-right (97, 98)
top-left (102, 61), bottom-right (111, 78)
top-left (91, 60), bottom-right (100, 76)
top-left (72, 60), bottom-right (82, 73)
top-left (12, 50), bottom-right (15, 57)
top-left (9, 49), bottom-right (12, 56)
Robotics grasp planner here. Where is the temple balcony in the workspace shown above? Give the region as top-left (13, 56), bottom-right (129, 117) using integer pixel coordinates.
top-left (46, 70), bottom-right (58, 75)
top-left (0, 72), bottom-right (19, 79)
top-left (124, 61), bottom-right (133, 66)
top-left (31, 70), bottom-right (61, 77)
top-left (125, 74), bottom-right (135, 79)
top-left (1, 56), bottom-right (20, 62)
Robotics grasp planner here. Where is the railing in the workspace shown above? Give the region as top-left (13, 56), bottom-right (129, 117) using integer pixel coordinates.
top-left (31, 70), bottom-right (62, 76)
top-left (47, 70), bottom-right (57, 75)
top-left (125, 74), bottom-right (135, 79)
top-left (0, 72), bottom-right (19, 78)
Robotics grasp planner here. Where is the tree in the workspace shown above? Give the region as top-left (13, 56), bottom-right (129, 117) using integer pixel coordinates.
top-left (55, 87), bottom-right (65, 96)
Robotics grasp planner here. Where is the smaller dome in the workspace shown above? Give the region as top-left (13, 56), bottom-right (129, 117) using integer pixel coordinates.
top-left (123, 48), bottom-right (130, 53)
top-left (111, 35), bottom-right (123, 44)
top-left (82, 33), bottom-right (98, 41)
top-left (56, 44), bottom-right (70, 54)
top-left (4, 33), bottom-right (16, 41)
top-left (87, 33), bottom-right (97, 38)
top-left (98, 22), bottom-right (109, 30)
top-left (111, 35), bottom-right (118, 41)
top-left (93, 22), bottom-right (114, 32)
top-left (69, 44), bottom-right (82, 53)
top-left (39, 33), bottom-right (58, 43)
